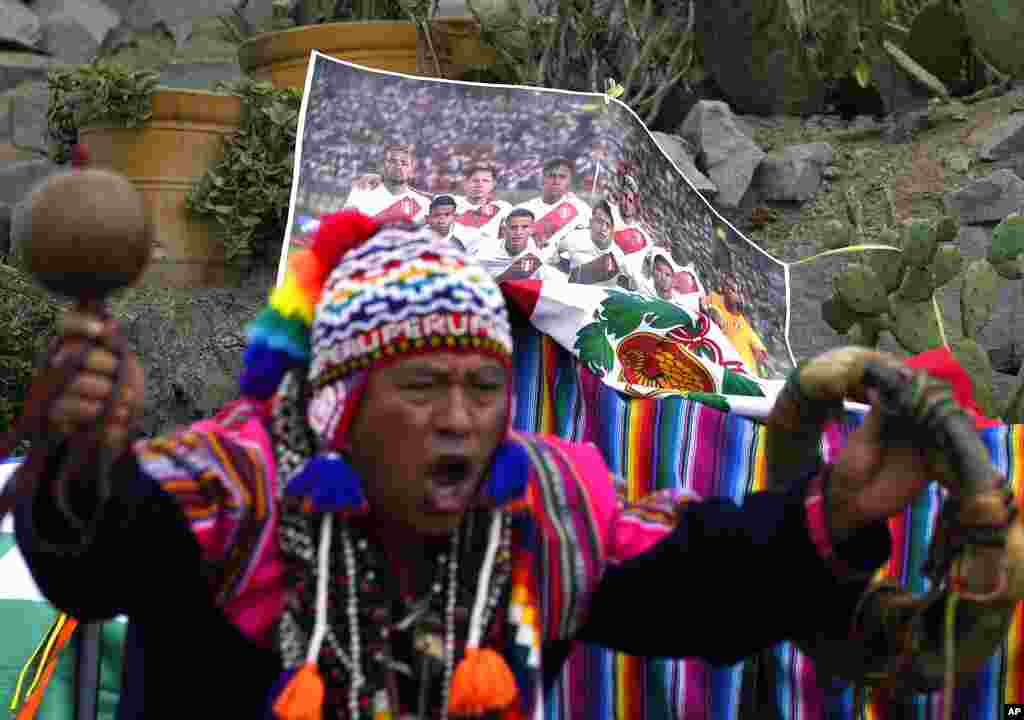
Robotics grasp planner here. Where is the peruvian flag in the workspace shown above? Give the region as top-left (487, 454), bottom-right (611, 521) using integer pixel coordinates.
top-left (500, 276), bottom-right (771, 404)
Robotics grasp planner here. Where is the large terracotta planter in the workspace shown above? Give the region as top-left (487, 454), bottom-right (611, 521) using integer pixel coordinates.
top-left (237, 18), bottom-right (497, 89)
top-left (238, 21), bottom-right (422, 88)
top-left (79, 89), bottom-right (242, 288)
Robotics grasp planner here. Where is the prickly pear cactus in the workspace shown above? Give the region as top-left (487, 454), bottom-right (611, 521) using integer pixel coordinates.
top-left (950, 337), bottom-right (996, 417)
top-left (889, 296), bottom-right (944, 354)
top-left (868, 248), bottom-right (906, 293)
top-left (901, 219), bottom-right (938, 267)
top-left (932, 243), bottom-right (964, 288)
top-left (898, 265), bottom-right (938, 302)
top-left (847, 316), bottom-right (886, 348)
top-left (988, 213), bottom-right (1024, 280)
top-left (835, 263), bottom-right (890, 315)
top-left (934, 215), bottom-right (959, 245)
top-left (960, 259), bottom-right (1002, 338)
top-left (905, 1), bottom-right (969, 88)
top-left (822, 294), bottom-right (860, 334)
top-left (822, 219), bottom-right (853, 250)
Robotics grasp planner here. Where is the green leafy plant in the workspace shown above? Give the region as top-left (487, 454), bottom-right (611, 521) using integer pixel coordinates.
top-left (47, 62), bottom-right (160, 164)
top-left (186, 80), bottom-right (303, 263)
top-left (0, 265), bottom-right (60, 450)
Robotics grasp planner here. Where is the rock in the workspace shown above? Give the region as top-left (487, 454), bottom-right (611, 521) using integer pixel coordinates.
top-left (0, 0), bottom-right (43, 50)
top-left (978, 114), bottom-right (1024, 162)
top-left (695, 0), bottom-right (826, 116)
top-left (882, 109), bottom-right (932, 144)
top-left (944, 151), bottom-right (971, 173)
top-left (755, 141), bottom-right (834, 203)
top-left (849, 115), bottom-right (878, 131)
top-left (0, 52), bottom-right (58, 94)
top-left (680, 100), bottom-right (766, 208)
top-left (0, 159), bottom-right (56, 206)
top-left (166, 20), bottom-right (193, 48)
top-left (943, 169), bottom-right (1024, 225)
top-left (240, 0), bottom-right (274, 25)
top-left (34, 0), bottom-right (121, 63)
top-left (651, 131), bottom-right (717, 196)
top-left (8, 83), bottom-right (49, 154)
top-left (159, 61), bottom-right (242, 90)
top-left (122, 0), bottom-right (237, 32)
top-left (40, 15), bottom-right (101, 64)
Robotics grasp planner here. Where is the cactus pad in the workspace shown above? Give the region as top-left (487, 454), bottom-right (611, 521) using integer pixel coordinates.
top-left (901, 220), bottom-right (938, 267)
top-left (960, 259), bottom-right (1002, 338)
top-left (822, 294), bottom-right (860, 334)
top-left (898, 265), bottom-right (938, 302)
top-left (835, 263), bottom-right (890, 315)
top-left (889, 296), bottom-right (943, 354)
top-left (868, 248), bottom-right (906, 293)
top-left (822, 218), bottom-right (853, 250)
top-left (988, 213), bottom-right (1024, 280)
top-left (950, 337), bottom-right (996, 418)
top-left (932, 243), bottom-right (964, 287)
top-left (934, 215), bottom-right (959, 245)
top-left (905, 1), bottom-right (969, 88)
top-left (847, 317), bottom-right (885, 348)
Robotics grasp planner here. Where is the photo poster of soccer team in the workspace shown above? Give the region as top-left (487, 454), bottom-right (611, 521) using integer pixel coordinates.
top-left (281, 51), bottom-right (794, 383)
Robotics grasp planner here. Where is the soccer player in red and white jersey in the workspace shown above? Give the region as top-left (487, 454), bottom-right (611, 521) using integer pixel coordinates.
top-left (516, 157), bottom-right (592, 254)
top-left (343, 143), bottom-right (432, 224)
top-left (611, 175), bottom-right (658, 256)
top-left (452, 163), bottom-right (512, 255)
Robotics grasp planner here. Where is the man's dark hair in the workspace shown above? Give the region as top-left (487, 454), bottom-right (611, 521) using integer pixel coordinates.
top-left (430, 195), bottom-right (456, 212)
top-left (465, 163), bottom-right (497, 181)
top-left (543, 157), bottom-right (574, 177)
top-left (594, 200), bottom-right (613, 219)
top-left (507, 208), bottom-right (535, 223)
top-left (653, 254), bottom-right (673, 271)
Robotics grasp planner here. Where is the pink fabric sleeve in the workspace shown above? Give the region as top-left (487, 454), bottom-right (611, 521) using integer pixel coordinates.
top-left (133, 400), bottom-right (286, 646)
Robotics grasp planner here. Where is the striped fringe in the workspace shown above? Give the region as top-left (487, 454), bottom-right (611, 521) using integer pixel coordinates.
top-left (511, 320), bottom-right (1021, 720)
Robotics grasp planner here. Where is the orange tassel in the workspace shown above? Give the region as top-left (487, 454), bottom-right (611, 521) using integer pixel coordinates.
top-left (447, 647), bottom-right (519, 717)
top-left (273, 663), bottom-right (325, 720)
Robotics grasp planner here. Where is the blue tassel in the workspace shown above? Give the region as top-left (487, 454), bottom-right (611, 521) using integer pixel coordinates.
top-left (481, 440), bottom-right (529, 506)
top-left (285, 452), bottom-right (369, 515)
top-left (240, 344), bottom-right (293, 399)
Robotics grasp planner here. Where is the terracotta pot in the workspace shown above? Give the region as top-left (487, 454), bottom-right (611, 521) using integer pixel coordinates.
top-left (238, 21), bottom-right (422, 88)
top-left (79, 89), bottom-right (242, 288)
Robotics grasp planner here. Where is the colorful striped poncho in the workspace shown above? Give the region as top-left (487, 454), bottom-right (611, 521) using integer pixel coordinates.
top-left (509, 319), bottom-right (1024, 720)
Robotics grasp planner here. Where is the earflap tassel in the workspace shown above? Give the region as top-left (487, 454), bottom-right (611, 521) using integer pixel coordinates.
top-left (274, 513), bottom-right (334, 720)
top-left (448, 511), bottom-right (518, 716)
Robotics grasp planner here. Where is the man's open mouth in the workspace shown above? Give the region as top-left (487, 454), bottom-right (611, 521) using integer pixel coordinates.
top-left (424, 457), bottom-right (476, 514)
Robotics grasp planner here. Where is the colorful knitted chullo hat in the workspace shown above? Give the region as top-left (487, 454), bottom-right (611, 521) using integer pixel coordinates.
top-left (238, 211), bottom-right (526, 720)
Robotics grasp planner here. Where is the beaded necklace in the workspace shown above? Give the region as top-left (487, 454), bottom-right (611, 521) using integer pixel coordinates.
top-left (280, 504), bottom-right (513, 720)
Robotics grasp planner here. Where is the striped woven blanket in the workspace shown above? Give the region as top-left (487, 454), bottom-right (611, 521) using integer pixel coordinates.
top-left (510, 320), bottom-right (1024, 720)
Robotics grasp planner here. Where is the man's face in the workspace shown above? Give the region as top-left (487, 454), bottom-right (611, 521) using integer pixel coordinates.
top-left (465, 170), bottom-right (495, 204)
top-left (542, 164), bottom-right (572, 203)
top-left (383, 149), bottom-right (414, 185)
top-left (590, 209), bottom-right (612, 249)
top-left (428, 205), bottom-right (455, 237)
top-left (347, 352), bottom-right (509, 535)
top-left (723, 275), bottom-right (744, 311)
top-left (653, 257), bottom-right (675, 298)
top-left (505, 215), bottom-right (532, 255)
top-left (619, 189), bottom-right (639, 220)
